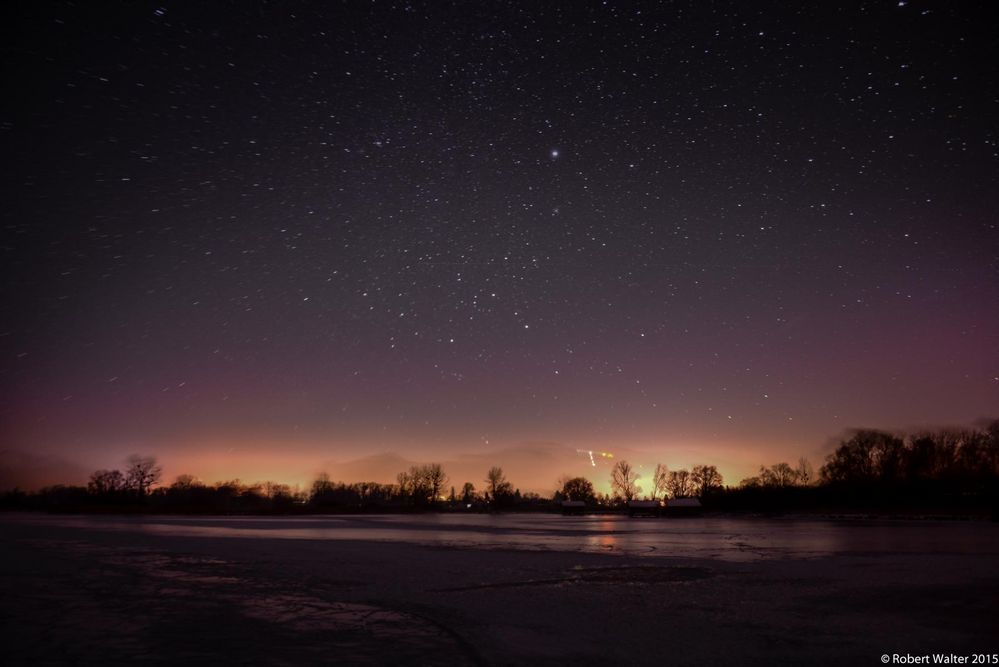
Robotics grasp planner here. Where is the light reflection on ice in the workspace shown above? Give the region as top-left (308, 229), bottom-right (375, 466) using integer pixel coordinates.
top-left (10, 513), bottom-right (996, 562)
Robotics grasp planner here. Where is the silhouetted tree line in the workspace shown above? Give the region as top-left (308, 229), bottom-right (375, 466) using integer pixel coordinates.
top-left (0, 457), bottom-right (529, 514)
top-left (155, 476), bottom-right (306, 513)
top-left (565, 460), bottom-right (726, 505)
top-left (820, 426), bottom-right (999, 484)
top-left (3, 455), bottom-right (168, 511)
top-left (3, 421), bottom-right (996, 516)
top-left (710, 422), bottom-right (999, 515)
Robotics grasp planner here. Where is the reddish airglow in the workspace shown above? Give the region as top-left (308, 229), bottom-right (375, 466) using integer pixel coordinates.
top-left (4, 362), bottom-right (994, 494)
top-left (148, 436), bottom-right (767, 497)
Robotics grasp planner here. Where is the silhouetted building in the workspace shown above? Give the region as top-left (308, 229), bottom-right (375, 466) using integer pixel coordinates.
top-left (664, 497), bottom-right (702, 517)
top-left (627, 500), bottom-right (662, 517)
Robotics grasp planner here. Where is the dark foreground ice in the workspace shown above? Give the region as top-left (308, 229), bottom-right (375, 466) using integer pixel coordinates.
top-left (2, 513), bottom-right (997, 665)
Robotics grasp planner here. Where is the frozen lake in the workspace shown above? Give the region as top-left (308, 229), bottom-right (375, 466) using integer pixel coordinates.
top-left (6, 512), bottom-right (998, 561)
top-left (3, 513), bottom-right (998, 664)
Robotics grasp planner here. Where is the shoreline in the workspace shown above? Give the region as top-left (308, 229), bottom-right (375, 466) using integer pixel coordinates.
top-left (2, 506), bottom-right (995, 522)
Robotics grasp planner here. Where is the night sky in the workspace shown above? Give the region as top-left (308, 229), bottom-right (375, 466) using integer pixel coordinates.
top-left (2, 1), bottom-right (997, 490)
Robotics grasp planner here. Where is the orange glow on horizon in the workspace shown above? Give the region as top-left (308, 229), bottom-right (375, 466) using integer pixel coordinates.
top-left (139, 435), bottom-right (792, 497)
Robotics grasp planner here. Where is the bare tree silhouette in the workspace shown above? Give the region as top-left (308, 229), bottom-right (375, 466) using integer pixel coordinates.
top-left (423, 463), bottom-right (448, 504)
top-left (485, 467), bottom-right (513, 504)
top-left (558, 476), bottom-right (595, 503)
top-left (88, 469), bottom-right (125, 496)
top-left (691, 465), bottom-right (723, 496)
top-left (461, 482), bottom-right (476, 503)
top-left (651, 464), bottom-right (669, 501)
top-left (666, 469), bottom-right (693, 498)
top-left (610, 460), bottom-right (640, 501)
top-left (124, 455), bottom-right (162, 496)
